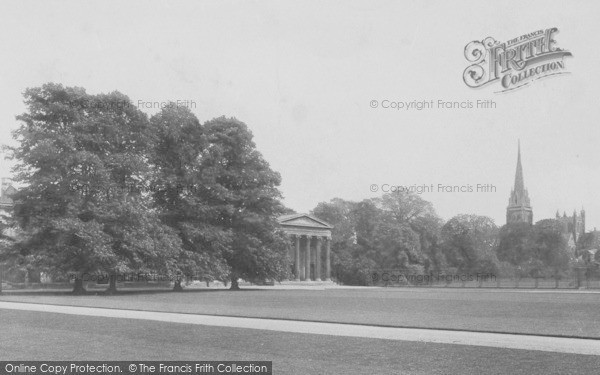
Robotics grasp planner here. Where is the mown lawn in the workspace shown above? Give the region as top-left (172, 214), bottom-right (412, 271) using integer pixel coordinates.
top-left (1, 309), bottom-right (599, 374)
top-left (2, 287), bottom-right (600, 338)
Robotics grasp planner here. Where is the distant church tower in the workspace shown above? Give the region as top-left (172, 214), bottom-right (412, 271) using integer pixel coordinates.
top-left (506, 141), bottom-right (533, 225)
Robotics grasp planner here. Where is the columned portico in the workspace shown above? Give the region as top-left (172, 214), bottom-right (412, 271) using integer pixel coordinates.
top-left (315, 237), bottom-right (322, 281)
top-left (278, 214), bottom-right (333, 282)
top-left (325, 237), bottom-right (331, 281)
top-left (304, 236), bottom-right (311, 280)
top-left (294, 235), bottom-right (301, 281)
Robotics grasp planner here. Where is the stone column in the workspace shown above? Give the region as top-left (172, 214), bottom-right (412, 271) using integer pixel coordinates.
top-left (325, 237), bottom-right (331, 281)
top-left (315, 237), bottom-right (322, 281)
top-left (300, 250), bottom-right (305, 279)
top-left (294, 235), bottom-right (300, 281)
top-left (305, 235), bottom-right (311, 281)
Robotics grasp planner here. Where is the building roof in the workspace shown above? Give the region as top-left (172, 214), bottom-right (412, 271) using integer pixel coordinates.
top-left (277, 213), bottom-right (333, 229)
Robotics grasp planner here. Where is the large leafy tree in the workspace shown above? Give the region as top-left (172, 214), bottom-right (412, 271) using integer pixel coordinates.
top-left (312, 198), bottom-right (366, 283)
top-left (201, 117), bottom-right (289, 289)
top-left (312, 198), bottom-right (357, 248)
top-left (496, 220), bottom-right (570, 277)
top-left (150, 112), bottom-right (289, 289)
top-left (312, 198), bottom-right (374, 284)
top-left (7, 83), bottom-right (181, 293)
top-left (441, 214), bottom-right (500, 275)
top-left (312, 191), bottom-right (444, 285)
top-left (377, 191), bottom-right (443, 273)
top-left (149, 106), bottom-right (230, 290)
top-left (529, 219), bottom-right (570, 276)
top-left (496, 222), bottom-right (534, 265)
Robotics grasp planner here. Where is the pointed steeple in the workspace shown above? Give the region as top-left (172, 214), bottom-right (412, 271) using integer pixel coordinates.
top-left (506, 140), bottom-right (532, 225)
top-left (514, 140), bottom-right (525, 193)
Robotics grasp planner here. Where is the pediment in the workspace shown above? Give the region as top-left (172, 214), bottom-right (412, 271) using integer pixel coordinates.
top-left (278, 214), bottom-right (333, 229)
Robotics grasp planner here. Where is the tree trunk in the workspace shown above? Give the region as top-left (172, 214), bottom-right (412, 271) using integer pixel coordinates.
top-left (173, 279), bottom-right (183, 291)
top-left (72, 277), bottom-right (86, 295)
top-left (106, 275), bottom-right (117, 294)
top-left (229, 275), bottom-right (240, 290)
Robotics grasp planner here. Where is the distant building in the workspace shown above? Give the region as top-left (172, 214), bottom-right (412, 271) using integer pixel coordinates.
top-left (506, 141), bottom-right (533, 225)
top-left (555, 209), bottom-right (585, 249)
top-left (277, 213), bottom-right (333, 282)
top-left (505, 142), bottom-right (590, 259)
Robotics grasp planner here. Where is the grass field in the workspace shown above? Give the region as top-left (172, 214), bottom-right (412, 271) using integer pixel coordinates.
top-left (1, 309), bottom-right (599, 375)
top-left (1, 287), bottom-right (600, 374)
top-left (2, 287), bottom-right (600, 338)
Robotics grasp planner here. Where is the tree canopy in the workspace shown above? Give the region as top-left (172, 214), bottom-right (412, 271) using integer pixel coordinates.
top-left (5, 83), bottom-right (289, 293)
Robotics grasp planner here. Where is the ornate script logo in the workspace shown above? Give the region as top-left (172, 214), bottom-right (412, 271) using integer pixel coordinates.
top-left (463, 28), bottom-right (572, 92)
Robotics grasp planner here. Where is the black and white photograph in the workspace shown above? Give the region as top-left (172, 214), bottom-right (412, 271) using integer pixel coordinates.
top-left (0, 1), bottom-right (599, 374)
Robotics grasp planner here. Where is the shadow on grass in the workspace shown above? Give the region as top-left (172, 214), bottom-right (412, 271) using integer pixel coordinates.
top-left (0, 286), bottom-right (271, 297)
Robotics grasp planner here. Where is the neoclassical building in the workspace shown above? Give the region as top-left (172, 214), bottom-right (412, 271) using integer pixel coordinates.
top-left (277, 213), bottom-right (333, 282)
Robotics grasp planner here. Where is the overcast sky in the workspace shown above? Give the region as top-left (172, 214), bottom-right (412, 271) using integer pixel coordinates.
top-left (0, 0), bottom-right (598, 229)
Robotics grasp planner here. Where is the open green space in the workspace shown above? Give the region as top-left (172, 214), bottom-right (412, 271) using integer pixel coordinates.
top-left (2, 287), bottom-right (600, 339)
top-left (1, 309), bottom-right (599, 375)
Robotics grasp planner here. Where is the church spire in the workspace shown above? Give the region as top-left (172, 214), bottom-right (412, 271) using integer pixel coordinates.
top-left (514, 139), bottom-right (525, 193)
top-left (506, 140), bottom-right (532, 225)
